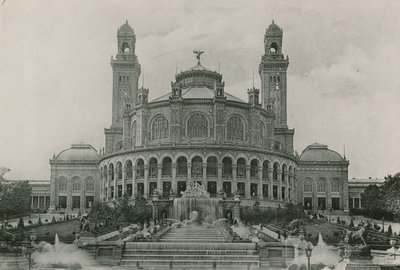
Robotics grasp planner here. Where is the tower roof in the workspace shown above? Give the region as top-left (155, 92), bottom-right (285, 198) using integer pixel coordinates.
top-left (118, 20), bottom-right (135, 36)
top-left (55, 144), bottom-right (99, 162)
top-left (300, 143), bottom-right (344, 162)
top-left (265, 20), bottom-right (283, 36)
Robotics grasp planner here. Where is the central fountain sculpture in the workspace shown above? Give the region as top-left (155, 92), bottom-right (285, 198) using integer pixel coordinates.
top-left (173, 181), bottom-right (222, 224)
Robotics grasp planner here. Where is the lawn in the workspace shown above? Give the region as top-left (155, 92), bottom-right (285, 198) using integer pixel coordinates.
top-left (13, 220), bottom-right (80, 244)
top-left (303, 222), bottom-right (344, 245)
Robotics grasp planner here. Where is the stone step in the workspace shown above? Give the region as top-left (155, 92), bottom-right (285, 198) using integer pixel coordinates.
top-left (120, 259), bottom-right (260, 266)
top-left (125, 242), bottom-right (257, 250)
top-left (159, 239), bottom-right (227, 243)
top-left (123, 249), bottom-right (258, 255)
top-left (122, 254), bottom-right (260, 260)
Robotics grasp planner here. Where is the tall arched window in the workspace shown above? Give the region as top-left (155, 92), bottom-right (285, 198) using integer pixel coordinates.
top-left (132, 121), bottom-right (136, 146)
top-left (152, 116), bottom-right (169, 140)
top-left (304, 178), bottom-right (313, 192)
top-left (317, 178), bottom-right (327, 192)
top-left (260, 121), bottom-right (266, 147)
top-left (227, 116), bottom-right (244, 140)
top-left (187, 113), bottom-right (208, 138)
top-left (273, 162), bottom-right (279, 181)
top-left (58, 177), bottom-right (67, 191)
top-left (331, 178), bottom-right (340, 192)
top-left (72, 177), bottom-right (81, 191)
top-left (85, 177), bottom-right (94, 191)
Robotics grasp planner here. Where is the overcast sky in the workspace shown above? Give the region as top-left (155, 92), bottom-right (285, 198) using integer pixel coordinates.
top-left (1, 0), bottom-right (399, 180)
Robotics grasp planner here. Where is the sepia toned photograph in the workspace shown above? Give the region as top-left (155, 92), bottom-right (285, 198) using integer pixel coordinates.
top-left (1, 1), bottom-right (400, 269)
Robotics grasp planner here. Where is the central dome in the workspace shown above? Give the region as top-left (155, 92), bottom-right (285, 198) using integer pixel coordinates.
top-left (175, 62), bottom-right (222, 89)
top-left (151, 57), bottom-right (245, 103)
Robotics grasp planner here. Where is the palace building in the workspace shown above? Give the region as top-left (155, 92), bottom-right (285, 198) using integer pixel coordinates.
top-left (47, 21), bottom-right (353, 213)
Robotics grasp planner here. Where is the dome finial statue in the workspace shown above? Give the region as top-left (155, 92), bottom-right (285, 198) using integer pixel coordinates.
top-left (193, 50), bottom-right (204, 64)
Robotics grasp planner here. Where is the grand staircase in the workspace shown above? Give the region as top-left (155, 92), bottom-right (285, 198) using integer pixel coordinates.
top-left (121, 225), bottom-right (260, 269)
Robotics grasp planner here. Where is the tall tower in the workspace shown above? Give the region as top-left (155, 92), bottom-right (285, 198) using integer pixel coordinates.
top-left (110, 21), bottom-right (141, 128)
top-left (259, 21), bottom-right (289, 127)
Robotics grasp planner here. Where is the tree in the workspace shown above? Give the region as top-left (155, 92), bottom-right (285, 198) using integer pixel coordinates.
top-left (349, 217), bottom-right (354, 228)
top-left (37, 215), bottom-right (42, 225)
top-left (0, 180), bottom-right (32, 218)
top-left (17, 217), bottom-right (24, 229)
top-left (387, 225), bottom-right (393, 237)
top-left (382, 173), bottom-right (400, 221)
top-left (0, 167), bottom-right (10, 181)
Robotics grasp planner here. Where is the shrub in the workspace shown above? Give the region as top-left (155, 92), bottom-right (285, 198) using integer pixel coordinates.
top-left (28, 220), bottom-right (33, 225)
top-left (51, 216), bottom-right (56, 223)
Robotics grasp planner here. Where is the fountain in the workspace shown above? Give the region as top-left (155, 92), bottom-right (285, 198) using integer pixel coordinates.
top-left (32, 234), bottom-right (97, 269)
top-left (173, 181), bottom-right (221, 223)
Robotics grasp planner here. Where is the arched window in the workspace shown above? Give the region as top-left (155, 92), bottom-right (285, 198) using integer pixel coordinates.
top-left (222, 157), bottom-right (232, 178)
top-left (149, 158), bottom-right (158, 178)
top-left (122, 42), bottom-right (130, 53)
top-left (207, 157), bottom-right (218, 177)
top-left (237, 158), bottom-right (246, 178)
top-left (273, 162), bottom-right (279, 181)
top-left (116, 162), bottom-right (122, 180)
top-left (260, 121), bottom-right (266, 147)
top-left (162, 157), bottom-right (172, 177)
top-left (86, 177), bottom-right (94, 191)
top-left (132, 121), bottom-right (136, 146)
top-left (331, 178), bottom-right (340, 192)
top-left (126, 160), bottom-right (133, 179)
top-left (262, 161), bottom-right (269, 179)
top-left (191, 156), bottom-right (203, 177)
top-left (58, 177), bottom-right (67, 191)
top-left (177, 157), bottom-right (187, 176)
top-left (136, 159), bottom-right (144, 179)
top-left (72, 177), bottom-right (81, 191)
top-left (304, 178), bottom-right (313, 192)
top-left (250, 160), bottom-right (258, 179)
top-left (318, 178), bottom-right (327, 192)
top-left (187, 113), bottom-right (208, 138)
top-left (270, 42), bottom-right (278, 54)
top-left (109, 163), bottom-right (115, 180)
top-left (152, 116), bottom-right (169, 140)
top-left (227, 116), bottom-right (244, 141)
top-left (282, 164), bottom-right (287, 182)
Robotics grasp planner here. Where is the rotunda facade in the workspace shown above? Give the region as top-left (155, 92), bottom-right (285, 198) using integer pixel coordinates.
top-left (99, 21), bottom-right (298, 207)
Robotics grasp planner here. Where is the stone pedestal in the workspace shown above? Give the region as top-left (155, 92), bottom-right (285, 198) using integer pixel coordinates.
top-left (233, 200), bottom-right (241, 221)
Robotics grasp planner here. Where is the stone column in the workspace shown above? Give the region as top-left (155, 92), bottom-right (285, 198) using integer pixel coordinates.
top-left (283, 171), bottom-right (288, 202)
top-left (269, 168), bottom-right (273, 198)
top-left (80, 178), bottom-right (85, 211)
top-left (232, 164), bottom-right (238, 194)
top-left (202, 163), bottom-right (207, 186)
top-left (245, 165), bottom-right (251, 199)
top-left (132, 166), bottom-right (137, 197)
top-left (326, 179), bottom-right (332, 210)
top-left (144, 165), bottom-right (149, 198)
top-left (172, 162), bottom-right (177, 194)
top-left (122, 166), bottom-right (126, 196)
top-left (278, 169), bottom-right (282, 201)
top-left (217, 163), bottom-right (223, 193)
top-left (31, 196), bottom-right (34, 208)
top-left (67, 178), bottom-right (72, 210)
top-left (114, 169), bottom-right (118, 199)
top-left (187, 163), bottom-right (192, 184)
top-left (157, 164), bottom-right (162, 194)
top-left (313, 179), bottom-right (318, 211)
top-left (258, 166), bottom-right (263, 199)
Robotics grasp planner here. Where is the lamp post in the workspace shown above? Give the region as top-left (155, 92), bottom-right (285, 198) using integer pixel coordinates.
top-left (305, 241), bottom-right (313, 270)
